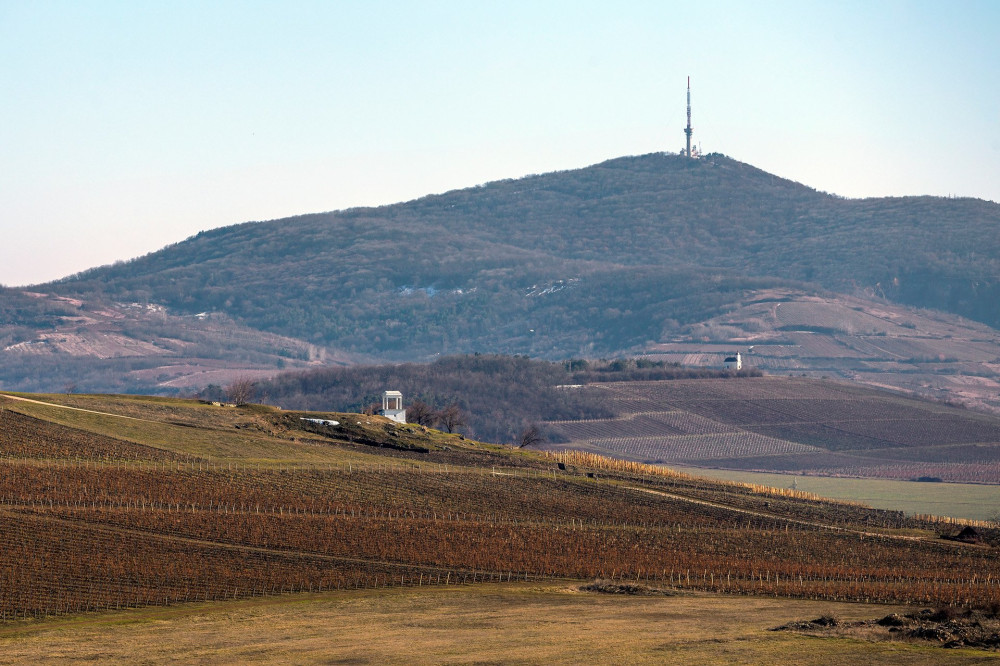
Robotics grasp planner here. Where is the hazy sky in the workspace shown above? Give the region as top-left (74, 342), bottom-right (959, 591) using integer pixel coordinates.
top-left (2, 1), bottom-right (998, 286)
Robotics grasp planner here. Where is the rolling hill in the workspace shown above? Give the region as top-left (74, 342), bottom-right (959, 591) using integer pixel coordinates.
top-left (2, 152), bottom-right (999, 404)
top-left (2, 388), bottom-right (1000, 636)
top-left (539, 376), bottom-right (1000, 485)
top-left (646, 287), bottom-right (1000, 414)
top-left (247, 355), bottom-right (1000, 486)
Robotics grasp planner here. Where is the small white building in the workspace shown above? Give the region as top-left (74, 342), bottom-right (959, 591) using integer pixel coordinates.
top-left (723, 352), bottom-right (742, 371)
top-left (381, 390), bottom-right (406, 424)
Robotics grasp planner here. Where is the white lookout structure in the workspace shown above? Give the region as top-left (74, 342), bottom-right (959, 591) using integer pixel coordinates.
top-left (381, 390), bottom-right (406, 424)
top-left (723, 352), bottom-right (742, 371)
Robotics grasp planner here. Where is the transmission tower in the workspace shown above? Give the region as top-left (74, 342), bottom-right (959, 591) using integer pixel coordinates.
top-left (684, 76), bottom-right (694, 158)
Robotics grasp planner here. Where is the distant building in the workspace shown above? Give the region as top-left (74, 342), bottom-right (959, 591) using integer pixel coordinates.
top-left (381, 390), bottom-right (406, 424)
top-left (723, 352), bottom-right (742, 371)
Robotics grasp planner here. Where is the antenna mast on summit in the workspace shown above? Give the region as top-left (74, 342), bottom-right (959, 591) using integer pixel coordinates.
top-left (684, 76), bottom-right (694, 158)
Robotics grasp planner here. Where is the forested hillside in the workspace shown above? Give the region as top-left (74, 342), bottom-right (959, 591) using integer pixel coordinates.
top-left (2, 152), bottom-right (998, 394)
top-left (42, 153), bottom-right (1000, 350)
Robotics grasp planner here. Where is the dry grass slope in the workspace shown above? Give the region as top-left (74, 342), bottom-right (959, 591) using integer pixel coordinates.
top-left (0, 585), bottom-right (975, 665)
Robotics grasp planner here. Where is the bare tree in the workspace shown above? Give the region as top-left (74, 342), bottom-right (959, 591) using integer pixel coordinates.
top-left (518, 424), bottom-right (543, 449)
top-left (436, 403), bottom-right (466, 433)
top-left (225, 375), bottom-right (257, 406)
top-left (408, 399), bottom-right (436, 426)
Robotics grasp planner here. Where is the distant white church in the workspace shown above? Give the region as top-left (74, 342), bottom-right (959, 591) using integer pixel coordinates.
top-left (723, 352), bottom-right (742, 371)
top-left (381, 390), bottom-right (406, 424)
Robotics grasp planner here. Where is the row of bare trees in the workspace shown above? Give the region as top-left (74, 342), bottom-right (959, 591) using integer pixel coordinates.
top-left (407, 400), bottom-right (466, 433)
top-left (411, 399), bottom-right (541, 447)
top-left (225, 376), bottom-right (257, 405)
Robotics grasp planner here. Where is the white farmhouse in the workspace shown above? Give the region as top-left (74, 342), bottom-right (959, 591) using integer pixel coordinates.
top-left (381, 390), bottom-right (406, 424)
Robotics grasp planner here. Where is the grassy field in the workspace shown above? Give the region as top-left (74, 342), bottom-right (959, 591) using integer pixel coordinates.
top-left (669, 465), bottom-right (1000, 522)
top-left (0, 584), bottom-right (987, 665)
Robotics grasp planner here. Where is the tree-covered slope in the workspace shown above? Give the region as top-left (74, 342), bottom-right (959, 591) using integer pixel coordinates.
top-left (2, 152), bottom-right (997, 382)
top-left (53, 154), bottom-right (1000, 341)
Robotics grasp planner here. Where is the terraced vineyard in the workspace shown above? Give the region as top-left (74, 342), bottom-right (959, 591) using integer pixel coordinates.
top-left (772, 300), bottom-right (911, 336)
top-left (645, 288), bottom-right (1000, 415)
top-left (541, 377), bottom-right (1000, 484)
top-left (2, 391), bottom-right (1000, 625)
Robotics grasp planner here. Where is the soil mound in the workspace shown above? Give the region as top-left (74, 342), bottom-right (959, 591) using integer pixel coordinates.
top-left (580, 579), bottom-right (678, 596)
top-left (774, 608), bottom-right (1000, 651)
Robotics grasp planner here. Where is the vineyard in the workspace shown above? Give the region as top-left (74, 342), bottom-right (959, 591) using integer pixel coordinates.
top-left (2, 391), bottom-right (1000, 626)
top-left (645, 288), bottom-right (1000, 417)
top-left (542, 377), bottom-right (1000, 483)
top-left (772, 300), bottom-right (908, 336)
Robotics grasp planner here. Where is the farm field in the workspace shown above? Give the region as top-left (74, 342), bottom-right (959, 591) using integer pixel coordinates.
top-left (541, 376), bottom-right (1000, 485)
top-left (0, 584), bottom-right (967, 665)
top-left (3, 389), bottom-right (1000, 660)
top-left (668, 465), bottom-right (1000, 522)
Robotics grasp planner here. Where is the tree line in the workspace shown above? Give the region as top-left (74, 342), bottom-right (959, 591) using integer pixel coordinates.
top-left (243, 354), bottom-right (758, 444)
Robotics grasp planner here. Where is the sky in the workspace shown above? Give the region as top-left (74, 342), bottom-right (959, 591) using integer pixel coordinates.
top-left (1, 0), bottom-right (998, 287)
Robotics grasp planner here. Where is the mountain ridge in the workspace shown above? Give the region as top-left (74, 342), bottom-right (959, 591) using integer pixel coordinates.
top-left (55, 152), bottom-right (1000, 327)
top-left (1, 152), bottom-right (998, 400)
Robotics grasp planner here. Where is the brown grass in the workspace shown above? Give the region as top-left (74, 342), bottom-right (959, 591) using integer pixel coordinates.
top-left (0, 584), bottom-right (978, 665)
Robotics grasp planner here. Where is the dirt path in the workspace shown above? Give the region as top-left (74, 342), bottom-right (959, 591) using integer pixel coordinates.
top-left (0, 393), bottom-right (159, 424)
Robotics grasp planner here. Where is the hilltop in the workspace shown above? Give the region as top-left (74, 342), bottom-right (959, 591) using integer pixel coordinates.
top-left (1, 153), bottom-right (999, 403)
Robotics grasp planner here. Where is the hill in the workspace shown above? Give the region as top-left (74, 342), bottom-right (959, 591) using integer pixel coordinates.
top-left (0, 291), bottom-right (349, 394)
top-left (3, 391), bottom-right (1000, 617)
top-left (2, 153), bottom-right (999, 401)
top-left (539, 376), bottom-right (1000, 485)
top-left (248, 356), bottom-right (1000, 485)
top-left (250, 354), bottom-right (756, 443)
top-left (4, 389), bottom-right (1000, 661)
top-left (52, 153), bottom-right (1000, 335)
top-left (645, 287), bottom-right (1000, 414)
